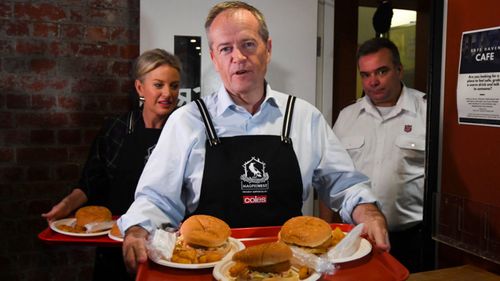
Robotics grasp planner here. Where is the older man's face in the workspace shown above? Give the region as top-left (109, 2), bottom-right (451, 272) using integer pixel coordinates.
top-left (208, 9), bottom-right (272, 96)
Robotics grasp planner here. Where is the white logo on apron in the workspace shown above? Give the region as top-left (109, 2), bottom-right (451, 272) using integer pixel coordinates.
top-left (145, 144), bottom-right (156, 164)
top-left (240, 157), bottom-right (269, 191)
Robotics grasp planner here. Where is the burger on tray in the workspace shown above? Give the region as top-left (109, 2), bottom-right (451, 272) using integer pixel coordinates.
top-left (56, 205), bottom-right (113, 233)
top-left (229, 241), bottom-right (312, 281)
top-left (172, 214), bottom-right (232, 264)
top-left (279, 216), bottom-right (345, 255)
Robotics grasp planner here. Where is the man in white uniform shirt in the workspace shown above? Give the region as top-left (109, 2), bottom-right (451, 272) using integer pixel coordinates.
top-left (332, 37), bottom-right (426, 272)
top-left (119, 1), bottom-right (390, 273)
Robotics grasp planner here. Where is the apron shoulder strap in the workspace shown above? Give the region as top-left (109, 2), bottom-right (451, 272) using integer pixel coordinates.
top-left (194, 98), bottom-right (221, 147)
top-left (281, 95), bottom-right (296, 144)
top-left (127, 110), bottom-right (142, 134)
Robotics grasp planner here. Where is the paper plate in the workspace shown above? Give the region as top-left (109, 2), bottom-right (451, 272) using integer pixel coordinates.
top-left (330, 237), bottom-right (372, 263)
top-left (213, 259), bottom-right (321, 281)
top-left (50, 218), bottom-right (109, 237)
top-left (152, 237), bottom-right (245, 269)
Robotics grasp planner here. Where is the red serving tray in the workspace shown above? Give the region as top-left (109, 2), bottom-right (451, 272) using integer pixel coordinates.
top-left (136, 223), bottom-right (409, 281)
top-left (38, 226), bottom-right (121, 247)
top-left (38, 215), bottom-right (122, 247)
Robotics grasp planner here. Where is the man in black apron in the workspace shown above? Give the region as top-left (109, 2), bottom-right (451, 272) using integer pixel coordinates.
top-left (121, 1), bottom-right (389, 272)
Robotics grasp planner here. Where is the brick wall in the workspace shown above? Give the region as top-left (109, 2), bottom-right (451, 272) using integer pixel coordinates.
top-left (0, 1), bottom-right (139, 280)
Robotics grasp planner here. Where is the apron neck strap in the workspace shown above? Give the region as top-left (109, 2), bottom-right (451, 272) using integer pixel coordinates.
top-left (194, 98), bottom-right (221, 147)
top-left (281, 95), bottom-right (296, 144)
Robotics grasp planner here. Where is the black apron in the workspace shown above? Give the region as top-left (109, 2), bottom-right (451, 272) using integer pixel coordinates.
top-left (93, 113), bottom-right (160, 281)
top-left (189, 96), bottom-right (303, 228)
top-left (108, 113), bottom-right (161, 215)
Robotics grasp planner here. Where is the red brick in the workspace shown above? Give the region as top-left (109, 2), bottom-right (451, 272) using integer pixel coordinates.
top-left (16, 40), bottom-right (46, 55)
top-left (3, 57), bottom-right (28, 73)
top-left (61, 24), bottom-right (82, 38)
top-left (111, 27), bottom-right (139, 42)
top-left (81, 96), bottom-right (105, 111)
top-left (49, 79), bottom-right (69, 91)
top-left (47, 41), bottom-right (72, 57)
top-left (59, 60), bottom-right (109, 76)
top-left (30, 58), bottom-right (56, 73)
top-left (58, 96), bottom-right (82, 110)
top-left (0, 39), bottom-right (15, 55)
top-left (111, 95), bottom-right (131, 111)
top-left (90, 0), bottom-right (128, 9)
top-left (6, 94), bottom-right (30, 109)
top-left (33, 22), bottom-right (59, 37)
top-left (120, 44), bottom-right (139, 59)
top-left (72, 78), bottom-right (119, 94)
top-left (71, 42), bottom-right (118, 57)
top-left (32, 94), bottom-right (56, 109)
top-left (0, 2), bottom-right (12, 19)
top-left (15, 112), bottom-right (68, 127)
top-left (120, 79), bottom-right (134, 93)
top-left (0, 112), bottom-right (13, 129)
top-left (58, 129), bottom-right (81, 144)
top-left (112, 61), bottom-right (131, 77)
top-left (86, 26), bottom-right (108, 41)
top-left (27, 166), bottom-right (52, 181)
top-left (19, 76), bottom-right (68, 93)
top-left (1, 167), bottom-right (25, 182)
top-left (5, 21), bottom-right (29, 36)
top-left (68, 146), bottom-right (92, 161)
top-left (14, 3), bottom-right (66, 21)
top-left (67, 112), bottom-right (107, 127)
top-left (0, 148), bottom-right (14, 162)
top-left (4, 129), bottom-right (29, 144)
top-left (30, 130), bottom-right (55, 144)
top-left (56, 164), bottom-right (80, 180)
top-left (69, 8), bottom-right (84, 22)
top-left (17, 147), bottom-right (67, 163)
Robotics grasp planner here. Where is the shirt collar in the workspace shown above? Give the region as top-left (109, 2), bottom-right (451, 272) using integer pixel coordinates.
top-left (214, 82), bottom-right (280, 117)
top-left (359, 84), bottom-right (416, 117)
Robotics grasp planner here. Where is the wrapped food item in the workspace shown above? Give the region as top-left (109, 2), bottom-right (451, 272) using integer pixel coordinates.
top-left (148, 215), bottom-right (232, 264)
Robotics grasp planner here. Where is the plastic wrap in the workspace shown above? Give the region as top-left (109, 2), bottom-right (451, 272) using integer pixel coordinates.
top-left (85, 221), bottom-right (114, 233)
top-left (327, 223), bottom-right (364, 260)
top-left (146, 228), bottom-right (178, 263)
top-left (289, 247), bottom-right (336, 275)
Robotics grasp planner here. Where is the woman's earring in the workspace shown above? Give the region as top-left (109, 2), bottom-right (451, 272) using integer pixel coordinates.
top-left (139, 96), bottom-right (145, 108)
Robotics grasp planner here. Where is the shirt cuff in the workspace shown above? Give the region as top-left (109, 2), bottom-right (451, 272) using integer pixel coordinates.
top-left (336, 182), bottom-right (380, 224)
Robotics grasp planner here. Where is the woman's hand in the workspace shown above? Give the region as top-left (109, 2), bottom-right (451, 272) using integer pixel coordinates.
top-left (41, 188), bottom-right (88, 223)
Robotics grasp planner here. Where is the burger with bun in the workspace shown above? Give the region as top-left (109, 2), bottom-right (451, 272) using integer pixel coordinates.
top-left (172, 214), bottom-right (231, 264)
top-left (67, 205), bottom-right (112, 233)
top-left (229, 241), bottom-right (299, 281)
top-left (279, 216), bottom-right (333, 255)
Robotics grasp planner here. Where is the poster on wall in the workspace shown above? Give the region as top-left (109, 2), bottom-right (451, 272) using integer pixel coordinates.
top-left (456, 26), bottom-right (500, 127)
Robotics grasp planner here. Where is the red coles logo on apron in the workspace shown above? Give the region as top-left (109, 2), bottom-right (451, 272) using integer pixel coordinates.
top-left (240, 157), bottom-right (269, 204)
top-left (404, 124), bottom-right (412, 133)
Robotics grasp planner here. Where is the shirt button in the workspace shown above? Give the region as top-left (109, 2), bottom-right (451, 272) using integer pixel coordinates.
top-left (411, 143), bottom-right (416, 147)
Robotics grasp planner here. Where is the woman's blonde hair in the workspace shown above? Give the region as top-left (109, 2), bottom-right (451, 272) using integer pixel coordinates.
top-left (133, 48), bottom-right (181, 81)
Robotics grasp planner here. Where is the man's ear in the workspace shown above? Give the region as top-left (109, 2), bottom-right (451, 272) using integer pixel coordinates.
top-left (266, 38), bottom-right (272, 63)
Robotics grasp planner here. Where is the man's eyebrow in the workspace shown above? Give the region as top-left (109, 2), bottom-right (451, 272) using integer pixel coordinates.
top-left (360, 66), bottom-right (390, 74)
